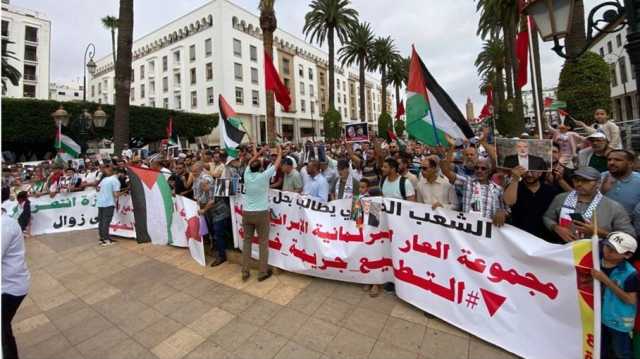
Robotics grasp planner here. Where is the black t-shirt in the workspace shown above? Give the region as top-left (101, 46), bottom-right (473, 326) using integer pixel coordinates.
top-left (509, 181), bottom-right (561, 243)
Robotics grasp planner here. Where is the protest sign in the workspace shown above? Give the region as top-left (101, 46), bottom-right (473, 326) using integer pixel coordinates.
top-left (230, 191), bottom-right (596, 359)
top-left (345, 123), bottom-right (369, 142)
top-left (496, 138), bottom-right (552, 171)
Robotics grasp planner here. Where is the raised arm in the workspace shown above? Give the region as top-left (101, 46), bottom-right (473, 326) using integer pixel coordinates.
top-left (503, 166), bottom-right (525, 206)
top-left (439, 146), bottom-right (457, 184)
top-left (273, 144), bottom-right (283, 169)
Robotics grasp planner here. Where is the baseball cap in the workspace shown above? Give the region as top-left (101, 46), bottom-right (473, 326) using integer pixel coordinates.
top-left (605, 231), bottom-right (637, 254)
top-left (587, 132), bottom-right (607, 140)
top-left (571, 166), bottom-right (601, 181)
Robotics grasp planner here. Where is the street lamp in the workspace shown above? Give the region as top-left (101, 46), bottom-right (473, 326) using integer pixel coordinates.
top-left (83, 43), bottom-right (96, 102)
top-left (51, 105), bottom-right (108, 155)
top-left (51, 105), bottom-right (70, 127)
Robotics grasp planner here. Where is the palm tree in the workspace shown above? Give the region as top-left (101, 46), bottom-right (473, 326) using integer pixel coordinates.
top-left (259, 0), bottom-right (277, 143)
top-left (369, 36), bottom-right (398, 117)
top-left (387, 55), bottom-right (409, 116)
top-left (303, 0), bottom-right (358, 111)
top-left (113, 0), bottom-right (133, 154)
top-left (475, 37), bottom-right (505, 112)
top-left (101, 16), bottom-right (118, 70)
top-left (1, 39), bottom-right (21, 93)
top-left (338, 21), bottom-right (374, 122)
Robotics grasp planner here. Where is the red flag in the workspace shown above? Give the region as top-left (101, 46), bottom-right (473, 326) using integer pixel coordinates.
top-left (166, 116), bottom-right (173, 139)
top-left (515, 29), bottom-right (529, 88)
top-left (264, 50), bottom-right (291, 112)
top-left (543, 97), bottom-right (553, 108)
top-left (395, 99), bottom-right (405, 119)
top-left (387, 127), bottom-right (397, 142)
top-left (479, 86), bottom-right (494, 119)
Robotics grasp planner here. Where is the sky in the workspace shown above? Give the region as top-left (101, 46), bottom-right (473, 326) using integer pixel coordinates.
top-left (15, 0), bottom-right (600, 115)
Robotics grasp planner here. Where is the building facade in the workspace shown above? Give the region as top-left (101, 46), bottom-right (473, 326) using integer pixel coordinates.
top-left (522, 87), bottom-right (557, 121)
top-left (88, 0), bottom-right (391, 144)
top-left (49, 81), bottom-right (84, 102)
top-left (1, 0), bottom-right (51, 99)
top-left (589, 18), bottom-right (637, 122)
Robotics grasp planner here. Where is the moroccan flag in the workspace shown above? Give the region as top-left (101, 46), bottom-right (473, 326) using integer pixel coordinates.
top-left (55, 124), bottom-right (81, 159)
top-left (406, 46), bottom-right (474, 146)
top-left (127, 166), bottom-right (174, 245)
top-left (218, 94), bottom-right (246, 158)
top-left (515, 29), bottom-right (529, 88)
top-left (395, 99), bottom-right (405, 120)
top-left (544, 97), bottom-right (554, 108)
top-left (165, 116), bottom-right (177, 146)
top-left (479, 86), bottom-right (494, 119)
top-left (264, 50), bottom-right (291, 111)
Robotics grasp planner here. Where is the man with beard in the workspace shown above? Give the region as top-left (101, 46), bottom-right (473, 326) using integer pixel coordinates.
top-left (578, 132), bottom-right (611, 172)
top-left (455, 146), bottom-right (478, 177)
top-left (503, 140), bottom-right (549, 171)
top-left (600, 150), bottom-right (640, 218)
top-left (504, 166), bottom-right (560, 241)
top-left (543, 167), bottom-right (634, 242)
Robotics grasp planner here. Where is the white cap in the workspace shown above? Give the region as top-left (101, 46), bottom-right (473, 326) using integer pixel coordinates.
top-left (605, 232), bottom-right (637, 254)
top-left (587, 132), bottom-right (607, 140)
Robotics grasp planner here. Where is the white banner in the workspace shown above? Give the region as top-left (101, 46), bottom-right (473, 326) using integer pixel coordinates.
top-left (230, 191), bottom-right (597, 359)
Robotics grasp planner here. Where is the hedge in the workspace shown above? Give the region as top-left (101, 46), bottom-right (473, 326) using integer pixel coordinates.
top-left (378, 112), bottom-right (392, 141)
top-left (323, 108), bottom-right (342, 140)
top-left (2, 98), bottom-right (217, 154)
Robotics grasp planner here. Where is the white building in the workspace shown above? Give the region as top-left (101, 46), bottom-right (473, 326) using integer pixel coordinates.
top-left (589, 18), bottom-right (637, 122)
top-left (88, 0), bottom-right (391, 144)
top-left (49, 81), bottom-right (84, 102)
top-left (1, 0), bottom-right (51, 99)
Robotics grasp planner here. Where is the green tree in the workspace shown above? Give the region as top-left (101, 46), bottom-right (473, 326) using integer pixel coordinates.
top-left (388, 55), bottom-right (409, 116)
top-left (260, 0), bottom-right (278, 144)
top-left (557, 52), bottom-right (611, 124)
top-left (378, 112), bottom-right (392, 141)
top-left (394, 118), bottom-right (405, 137)
top-left (101, 15), bottom-right (118, 71)
top-left (338, 21), bottom-right (374, 121)
top-left (475, 38), bottom-right (505, 113)
top-left (323, 108), bottom-right (342, 140)
top-left (303, 0), bottom-right (358, 111)
top-left (113, 0), bottom-right (133, 153)
top-left (1, 39), bottom-right (21, 93)
top-left (369, 36), bottom-right (399, 117)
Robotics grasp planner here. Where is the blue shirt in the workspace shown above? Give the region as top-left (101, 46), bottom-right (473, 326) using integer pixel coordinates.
top-left (96, 175), bottom-right (121, 208)
top-left (601, 171), bottom-right (640, 215)
top-left (302, 170), bottom-right (329, 202)
top-left (243, 165), bottom-right (275, 212)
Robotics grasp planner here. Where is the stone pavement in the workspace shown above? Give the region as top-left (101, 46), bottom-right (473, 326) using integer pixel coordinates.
top-left (13, 229), bottom-right (519, 359)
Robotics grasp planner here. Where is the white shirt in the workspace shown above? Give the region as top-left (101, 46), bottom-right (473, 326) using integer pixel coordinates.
top-left (2, 214), bottom-right (30, 296)
top-left (416, 175), bottom-right (458, 209)
top-left (518, 156), bottom-right (529, 170)
top-left (382, 176), bottom-right (415, 200)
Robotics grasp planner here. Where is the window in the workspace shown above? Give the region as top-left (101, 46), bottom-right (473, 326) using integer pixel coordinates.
top-left (310, 101), bottom-right (315, 115)
top-left (234, 63), bottom-right (243, 80)
top-left (130, 87), bottom-right (135, 101)
top-left (140, 84), bottom-right (145, 99)
top-left (150, 100), bottom-right (156, 108)
top-left (235, 87), bottom-right (244, 105)
top-left (633, 64), bottom-right (636, 80)
top-left (336, 80), bottom-right (340, 90)
top-left (162, 77), bottom-right (168, 92)
top-left (206, 63), bottom-right (213, 81)
top-left (24, 26), bottom-right (38, 42)
top-left (23, 84), bottom-right (36, 97)
top-left (205, 38), bottom-right (212, 57)
top-left (91, 85), bottom-right (95, 97)
top-left (252, 90), bottom-right (259, 106)
top-left (2, 21), bottom-right (8, 37)
top-left (250, 45), bottom-right (257, 61)
top-left (308, 68), bottom-right (313, 80)
top-left (300, 81), bottom-right (305, 95)
top-left (337, 94), bottom-right (341, 104)
top-left (149, 80), bottom-right (155, 94)
top-left (149, 60), bottom-right (155, 74)
top-left (309, 84), bottom-right (314, 97)
top-left (298, 65), bottom-right (304, 77)
top-left (207, 87), bottom-right (214, 105)
top-left (283, 58), bottom-right (290, 75)
top-left (233, 38), bottom-right (242, 57)
top-left (617, 34), bottom-right (622, 47)
top-left (191, 90), bottom-right (197, 108)
top-left (173, 50), bottom-right (181, 64)
top-left (284, 78), bottom-right (290, 91)
top-left (162, 56), bottom-right (168, 71)
top-left (140, 65), bottom-right (145, 80)
top-left (610, 63), bottom-right (618, 87)
top-left (301, 99), bottom-right (306, 112)
top-left (163, 98), bottom-right (169, 108)
top-left (23, 64), bottom-right (36, 81)
top-left (619, 57), bottom-right (628, 84)
top-left (174, 72), bottom-right (181, 86)
top-left (190, 68), bottom-right (196, 85)
top-left (343, 94), bottom-right (347, 104)
top-left (251, 67), bottom-right (258, 84)
top-left (599, 47), bottom-right (605, 57)
top-left (98, 83), bottom-right (102, 94)
top-left (175, 94), bottom-right (182, 109)
top-left (189, 44), bottom-right (196, 62)
top-left (24, 45), bottom-right (37, 61)
top-left (608, 41), bottom-right (613, 54)
top-left (131, 69), bottom-right (135, 82)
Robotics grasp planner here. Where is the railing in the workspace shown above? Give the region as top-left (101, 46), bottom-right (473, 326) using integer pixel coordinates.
top-left (23, 74), bottom-right (37, 81)
top-left (616, 119), bottom-right (640, 153)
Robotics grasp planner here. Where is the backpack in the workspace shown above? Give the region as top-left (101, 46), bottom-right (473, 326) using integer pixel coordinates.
top-left (380, 176), bottom-right (407, 200)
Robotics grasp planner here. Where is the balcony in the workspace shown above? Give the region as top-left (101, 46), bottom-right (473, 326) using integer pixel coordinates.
top-left (23, 74), bottom-right (37, 82)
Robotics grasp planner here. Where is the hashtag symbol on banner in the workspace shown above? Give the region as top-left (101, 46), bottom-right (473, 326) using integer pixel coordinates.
top-left (465, 291), bottom-right (480, 309)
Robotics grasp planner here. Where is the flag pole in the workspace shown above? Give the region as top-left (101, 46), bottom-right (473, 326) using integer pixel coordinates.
top-left (591, 211), bottom-right (602, 359)
top-left (527, 17), bottom-right (544, 140)
top-left (426, 102), bottom-right (441, 146)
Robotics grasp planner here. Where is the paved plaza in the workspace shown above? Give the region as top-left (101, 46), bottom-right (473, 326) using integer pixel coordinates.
top-left (13, 230), bottom-right (519, 359)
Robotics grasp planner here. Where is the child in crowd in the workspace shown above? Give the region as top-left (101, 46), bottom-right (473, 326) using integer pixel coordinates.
top-left (592, 232), bottom-right (638, 359)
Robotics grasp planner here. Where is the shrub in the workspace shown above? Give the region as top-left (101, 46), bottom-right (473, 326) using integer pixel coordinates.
top-left (323, 108), bottom-right (342, 140)
top-left (378, 112), bottom-right (392, 141)
top-left (394, 118), bottom-right (405, 137)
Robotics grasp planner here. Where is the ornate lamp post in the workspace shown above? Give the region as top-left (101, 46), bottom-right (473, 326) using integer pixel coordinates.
top-left (51, 105), bottom-right (108, 155)
top-left (84, 43), bottom-right (97, 102)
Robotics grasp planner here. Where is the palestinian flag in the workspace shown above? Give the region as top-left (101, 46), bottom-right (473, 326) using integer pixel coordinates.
top-left (406, 46), bottom-right (474, 146)
top-left (55, 124), bottom-right (81, 158)
top-left (218, 94), bottom-right (246, 158)
top-left (127, 166), bottom-right (174, 245)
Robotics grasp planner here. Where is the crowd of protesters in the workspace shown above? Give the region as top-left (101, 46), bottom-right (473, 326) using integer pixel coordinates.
top-left (3, 107), bottom-right (640, 358)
